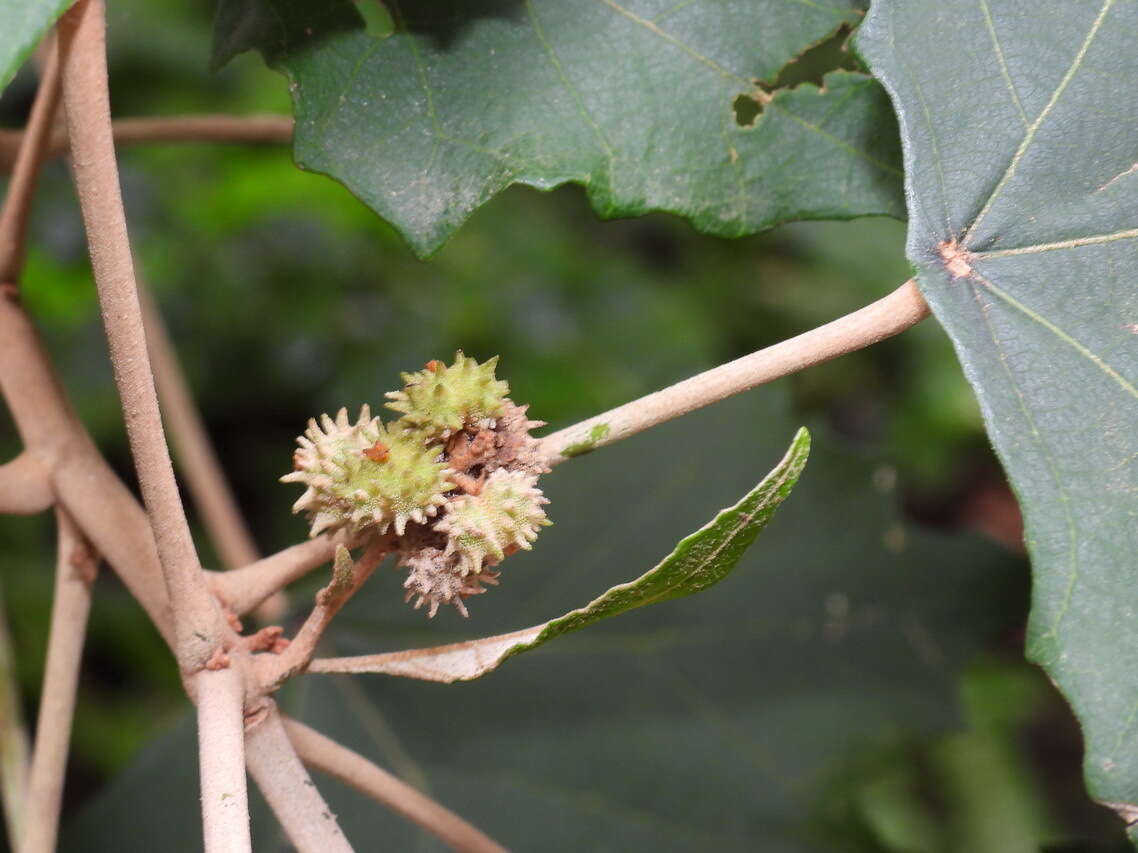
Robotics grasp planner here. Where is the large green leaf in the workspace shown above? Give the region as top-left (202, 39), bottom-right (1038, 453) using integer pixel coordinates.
top-left (309, 427), bottom-right (809, 682)
top-left (211, 0), bottom-right (905, 256)
top-left (856, 0), bottom-right (1138, 834)
top-left (0, 0), bottom-right (71, 94)
top-left (65, 392), bottom-right (1026, 851)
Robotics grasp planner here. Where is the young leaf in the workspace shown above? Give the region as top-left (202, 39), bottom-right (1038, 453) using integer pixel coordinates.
top-left (0, 0), bottom-right (72, 94)
top-left (309, 426), bottom-right (811, 682)
top-left (211, 0), bottom-right (904, 256)
top-left (857, 0), bottom-right (1138, 828)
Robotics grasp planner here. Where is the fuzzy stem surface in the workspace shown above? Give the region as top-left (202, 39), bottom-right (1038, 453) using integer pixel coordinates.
top-left (195, 666), bottom-right (252, 853)
top-left (20, 510), bottom-right (95, 853)
top-left (0, 39), bottom-right (61, 282)
top-left (0, 584), bottom-right (29, 850)
top-left (245, 704), bottom-right (353, 853)
top-left (257, 540), bottom-right (388, 690)
top-left (210, 535), bottom-right (340, 617)
top-left (140, 285), bottom-right (260, 569)
top-left (0, 290), bottom-right (173, 641)
top-left (0, 453), bottom-right (53, 515)
top-left (58, 0), bottom-right (223, 672)
top-left (539, 279), bottom-right (928, 465)
top-left (0, 113), bottom-right (293, 172)
top-left (285, 718), bottom-right (507, 853)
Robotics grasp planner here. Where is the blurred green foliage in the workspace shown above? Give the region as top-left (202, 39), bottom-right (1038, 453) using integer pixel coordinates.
top-left (0, 0), bottom-right (1128, 850)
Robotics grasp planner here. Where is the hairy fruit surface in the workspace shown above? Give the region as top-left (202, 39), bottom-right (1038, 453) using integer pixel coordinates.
top-left (283, 354), bottom-right (550, 617)
top-left (434, 469), bottom-right (551, 576)
top-left (385, 351), bottom-right (509, 439)
top-left (282, 406), bottom-right (453, 537)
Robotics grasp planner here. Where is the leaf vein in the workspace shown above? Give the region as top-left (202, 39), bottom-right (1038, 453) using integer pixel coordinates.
top-left (963, 0), bottom-right (1117, 243)
top-left (977, 0), bottom-right (1029, 127)
top-left (971, 227), bottom-right (1138, 259)
top-left (972, 269), bottom-right (1138, 401)
top-left (526, 0), bottom-right (616, 174)
top-left (595, 0), bottom-right (750, 86)
top-left (964, 277), bottom-right (1081, 645)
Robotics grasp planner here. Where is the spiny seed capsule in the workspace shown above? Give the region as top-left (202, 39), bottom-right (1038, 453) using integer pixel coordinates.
top-left (433, 469), bottom-right (551, 576)
top-left (282, 406), bottom-right (453, 537)
top-left (384, 351), bottom-right (510, 440)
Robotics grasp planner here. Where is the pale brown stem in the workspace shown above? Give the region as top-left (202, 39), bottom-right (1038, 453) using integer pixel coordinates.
top-left (0, 38), bottom-right (61, 282)
top-left (0, 114), bottom-right (294, 173)
top-left (256, 540), bottom-right (387, 691)
top-left (284, 718), bottom-right (507, 853)
top-left (138, 286), bottom-right (292, 620)
top-left (0, 583), bottom-right (30, 850)
top-left (210, 535), bottom-right (340, 617)
top-left (139, 285), bottom-right (260, 569)
top-left (539, 279), bottom-right (929, 465)
top-left (0, 290), bottom-right (173, 643)
top-left (20, 509), bottom-right (96, 853)
top-left (194, 667), bottom-right (252, 853)
top-left (0, 452), bottom-right (53, 515)
top-left (245, 704), bottom-right (352, 853)
top-left (59, 0), bottom-right (223, 672)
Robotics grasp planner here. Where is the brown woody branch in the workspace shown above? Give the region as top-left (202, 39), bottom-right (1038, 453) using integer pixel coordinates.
top-left (0, 583), bottom-right (29, 850)
top-left (0, 114), bottom-right (294, 174)
top-left (539, 279), bottom-right (929, 465)
top-left (139, 285), bottom-right (261, 569)
top-left (0, 38), bottom-right (61, 282)
top-left (0, 290), bottom-right (173, 642)
top-left (21, 509), bottom-right (96, 853)
top-left (256, 541), bottom-right (388, 691)
top-left (58, 0), bottom-right (225, 673)
top-left (0, 453), bottom-right (53, 515)
top-left (245, 704), bottom-right (352, 853)
top-left (194, 666), bottom-right (252, 853)
top-left (209, 534), bottom-right (341, 617)
top-left (285, 718), bottom-right (507, 853)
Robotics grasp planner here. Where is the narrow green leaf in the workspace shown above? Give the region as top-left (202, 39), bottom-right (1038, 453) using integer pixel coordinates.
top-left (857, 0), bottom-right (1138, 825)
top-left (0, 0), bottom-right (71, 95)
top-left (212, 0), bottom-right (904, 255)
top-left (309, 426), bottom-right (810, 682)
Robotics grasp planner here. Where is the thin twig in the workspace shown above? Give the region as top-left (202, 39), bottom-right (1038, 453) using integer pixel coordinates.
top-left (284, 717), bottom-right (507, 853)
top-left (0, 290), bottom-right (173, 643)
top-left (58, 0), bottom-right (224, 672)
top-left (0, 452), bottom-right (53, 515)
top-left (194, 666), bottom-right (252, 853)
top-left (0, 583), bottom-right (30, 850)
top-left (209, 535), bottom-right (340, 617)
top-left (539, 279), bottom-right (929, 465)
top-left (245, 703), bottom-right (353, 853)
top-left (20, 509), bottom-right (96, 853)
top-left (0, 37), bottom-right (61, 282)
top-left (139, 285), bottom-right (291, 621)
top-left (256, 540), bottom-right (388, 691)
top-left (139, 285), bottom-right (260, 568)
top-left (0, 114), bottom-right (294, 173)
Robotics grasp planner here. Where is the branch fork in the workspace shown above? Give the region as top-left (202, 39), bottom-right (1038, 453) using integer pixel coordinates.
top-left (0, 2), bottom-right (933, 849)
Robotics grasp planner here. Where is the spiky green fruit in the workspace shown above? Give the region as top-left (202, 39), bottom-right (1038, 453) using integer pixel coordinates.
top-left (385, 351), bottom-right (509, 439)
top-left (434, 469), bottom-right (550, 576)
top-left (282, 406), bottom-right (454, 537)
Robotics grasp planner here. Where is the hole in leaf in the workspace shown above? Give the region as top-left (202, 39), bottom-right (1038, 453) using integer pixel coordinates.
top-left (731, 23), bottom-right (862, 128)
top-left (765, 23), bottom-right (860, 90)
top-left (732, 94), bottom-right (762, 128)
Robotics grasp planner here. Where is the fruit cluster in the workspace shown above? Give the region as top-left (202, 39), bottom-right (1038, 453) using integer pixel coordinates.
top-left (283, 353), bottom-right (550, 617)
